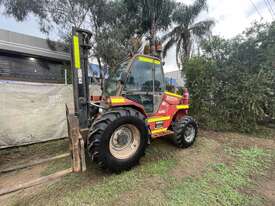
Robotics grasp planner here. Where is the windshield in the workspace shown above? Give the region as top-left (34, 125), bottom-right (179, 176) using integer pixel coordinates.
top-left (125, 60), bottom-right (153, 92)
top-left (124, 57), bottom-right (164, 92)
top-left (104, 61), bottom-right (129, 96)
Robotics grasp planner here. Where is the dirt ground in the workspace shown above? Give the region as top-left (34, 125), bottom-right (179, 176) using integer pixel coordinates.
top-left (0, 129), bottom-right (274, 206)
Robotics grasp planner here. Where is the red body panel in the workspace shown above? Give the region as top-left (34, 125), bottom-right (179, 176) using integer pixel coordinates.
top-left (182, 88), bottom-right (189, 105)
top-left (109, 96), bottom-right (146, 115)
top-left (147, 93), bottom-right (187, 133)
top-left (108, 91), bottom-right (189, 137)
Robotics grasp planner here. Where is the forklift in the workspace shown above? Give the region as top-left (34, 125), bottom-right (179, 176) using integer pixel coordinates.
top-left (69, 28), bottom-right (198, 173)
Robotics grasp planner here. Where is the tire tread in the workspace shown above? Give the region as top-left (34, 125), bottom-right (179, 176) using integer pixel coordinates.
top-left (87, 107), bottom-right (148, 172)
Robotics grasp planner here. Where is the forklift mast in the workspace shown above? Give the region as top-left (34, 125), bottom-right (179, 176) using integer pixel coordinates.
top-left (71, 27), bottom-right (92, 129)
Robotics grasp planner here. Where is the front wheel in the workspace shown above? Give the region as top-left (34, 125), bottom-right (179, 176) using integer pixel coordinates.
top-left (171, 116), bottom-right (198, 148)
top-left (87, 108), bottom-right (148, 173)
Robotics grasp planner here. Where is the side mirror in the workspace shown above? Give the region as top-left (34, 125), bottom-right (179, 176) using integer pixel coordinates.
top-left (118, 71), bottom-right (128, 84)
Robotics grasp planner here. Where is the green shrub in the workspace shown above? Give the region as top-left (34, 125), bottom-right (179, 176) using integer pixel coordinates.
top-left (185, 22), bottom-right (275, 132)
top-left (186, 57), bottom-right (274, 132)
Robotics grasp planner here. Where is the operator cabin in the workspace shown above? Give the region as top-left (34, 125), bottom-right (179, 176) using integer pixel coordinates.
top-left (0, 29), bottom-right (70, 83)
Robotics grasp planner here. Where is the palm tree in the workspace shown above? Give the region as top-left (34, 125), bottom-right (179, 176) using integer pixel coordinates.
top-left (125, 0), bottom-right (175, 54)
top-left (162, 0), bottom-right (214, 69)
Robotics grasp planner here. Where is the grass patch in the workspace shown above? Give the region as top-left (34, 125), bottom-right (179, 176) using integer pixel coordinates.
top-left (252, 126), bottom-right (275, 139)
top-left (41, 158), bottom-right (71, 176)
top-left (9, 137), bottom-right (274, 206)
top-left (59, 158), bottom-right (176, 206)
top-left (144, 159), bottom-right (176, 176)
top-left (62, 170), bottom-right (141, 206)
top-left (12, 142), bottom-right (177, 206)
top-left (166, 147), bottom-right (272, 206)
top-left (0, 139), bottom-right (68, 157)
top-left (0, 139), bottom-right (69, 168)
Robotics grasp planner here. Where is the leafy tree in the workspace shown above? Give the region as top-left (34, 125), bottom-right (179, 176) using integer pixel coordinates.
top-left (0, 0), bottom-right (91, 39)
top-left (0, 0), bottom-right (138, 67)
top-left (1, 0), bottom-right (176, 65)
top-left (186, 21), bottom-right (275, 132)
top-left (92, 0), bottom-right (143, 68)
top-left (162, 0), bottom-right (214, 70)
top-left (201, 36), bottom-right (233, 64)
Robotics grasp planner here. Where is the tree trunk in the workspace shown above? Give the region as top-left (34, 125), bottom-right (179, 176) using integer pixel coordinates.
top-left (96, 56), bottom-right (104, 92)
top-left (150, 19), bottom-right (156, 56)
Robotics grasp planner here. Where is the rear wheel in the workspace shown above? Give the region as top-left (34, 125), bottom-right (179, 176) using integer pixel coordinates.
top-left (87, 108), bottom-right (148, 172)
top-left (171, 116), bottom-right (198, 148)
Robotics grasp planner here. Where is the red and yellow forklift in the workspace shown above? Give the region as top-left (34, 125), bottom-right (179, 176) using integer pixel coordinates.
top-left (69, 28), bottom-right (198, 173)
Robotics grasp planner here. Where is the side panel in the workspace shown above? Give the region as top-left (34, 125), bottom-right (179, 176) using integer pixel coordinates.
top-left (147, 92), bottom-right (189, 136)
top-left (109, 96), bottom-right (147, 116)
top-left (109, 93), bottom-right (189, 137)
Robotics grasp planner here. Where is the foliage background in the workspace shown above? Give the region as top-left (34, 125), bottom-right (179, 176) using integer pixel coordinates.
top-left (1, 0), bottom-right (274, 133)
top-left (185, 22), bottom-right (275, 132)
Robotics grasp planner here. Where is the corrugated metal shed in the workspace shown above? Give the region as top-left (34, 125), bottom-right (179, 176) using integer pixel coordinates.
top-left (0, 29), bottom-right (70, 61)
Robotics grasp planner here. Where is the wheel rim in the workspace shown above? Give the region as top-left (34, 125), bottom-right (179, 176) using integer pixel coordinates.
top-left (184, 124), bottom-right (196, 143)
top-left (109, 124), bottom-right (141, 160)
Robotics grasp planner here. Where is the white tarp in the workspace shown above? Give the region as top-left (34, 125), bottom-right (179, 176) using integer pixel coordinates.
top-left (0, 80), bottom-right (74, 148)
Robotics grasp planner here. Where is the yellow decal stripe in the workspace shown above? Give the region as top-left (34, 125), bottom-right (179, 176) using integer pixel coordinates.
top-left (138, 56), bottom-right (153, 63)
top-left (151, 128), bottom-right (167, 134)
top-left (73, 35), bottom-right (81, 69)
top-left (138, 56), bottom-right (160, 65)
top-left (164, 91), bottom-right (182, 98)
top-left (154, 60), bottom-right (161, 64)
top-left (176, 105), bottom-right (189, 110)
top-left (147, 116), bottom-right (170, 123)
top-left (111, 98), bottom-right (125, 104)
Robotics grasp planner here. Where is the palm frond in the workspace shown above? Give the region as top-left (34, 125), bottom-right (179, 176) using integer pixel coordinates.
top-left (190, 0), bottom-right (207, 22)
top-left (160, 25), bottom-right (181, 43)
top-left (172, 0), bottom-right (208, 27)
top-left (162, 37), bottom-right (176, 58)
top-left (172, 4), bottom-right (190, 26)
top-left (190, 19), bottom-right (214, 38)
top-left (175, 38), bottom-right (182, 69)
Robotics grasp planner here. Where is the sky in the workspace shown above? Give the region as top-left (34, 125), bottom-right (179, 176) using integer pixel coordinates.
top-left (164, 0), bottom-right (274, 72)
top-left (0, 0), bottom-right (274, 72)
